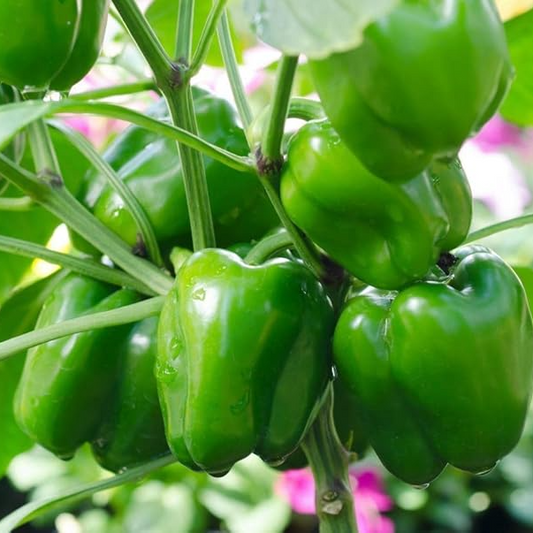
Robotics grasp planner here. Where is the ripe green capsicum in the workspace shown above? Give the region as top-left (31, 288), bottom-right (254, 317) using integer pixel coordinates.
top-left (14, 274), bottom-right (140, 460)
top-left (157, 249), bottom-right (334, 475)
top-left (334, 246), bottom-right (533, 485)
top-left (281, 120), bottom-right (472, 290)
top-left (310, 0), bottom-right (513, 181)
top-left (72, 88), bottom-right (277, 255)
top-left (0, 1), bottom-right (109, 91)
top-left (91, 317), bottom-right (169, 473)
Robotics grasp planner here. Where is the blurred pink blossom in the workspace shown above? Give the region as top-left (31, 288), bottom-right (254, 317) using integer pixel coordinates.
top-left (277, 466), bottom-right (394, 533)
top-left (473, 115), bottom-right (527, 153)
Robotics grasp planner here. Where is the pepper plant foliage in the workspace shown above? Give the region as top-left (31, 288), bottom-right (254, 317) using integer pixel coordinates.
top-left (1, 1), bottom-right (533, 533)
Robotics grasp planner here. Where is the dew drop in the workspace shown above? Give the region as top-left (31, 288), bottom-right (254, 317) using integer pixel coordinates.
top-left (192, 288), bottom-right (206, 301)
top-left (411, 483), bottom-right (430, 490)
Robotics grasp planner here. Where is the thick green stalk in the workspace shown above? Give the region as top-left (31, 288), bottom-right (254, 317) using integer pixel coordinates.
top-left (302, 387), bottom-right (359, 533)
top-left (217, 11), bottom-right (253, 131)
top-left (260, 55), bottom-right (298, 168)
top-left (189, 0), bottom-right (228, 78)
top-left (176, 0), bottom-right (195, 62)
top-left (165, 89), bottom-right (216, 250)
top-left (0, 296), bottom-right (164, 361)
top-left (0, 235), bottom-right (154, 295)
top-left (0, 154), bottom-right (173, 295)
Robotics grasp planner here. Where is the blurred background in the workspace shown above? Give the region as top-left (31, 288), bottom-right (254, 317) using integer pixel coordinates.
top-left (3, 1), bottom-right (533, 532)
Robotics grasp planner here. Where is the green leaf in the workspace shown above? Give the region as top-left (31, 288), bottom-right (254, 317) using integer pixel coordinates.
top-left (243, 0), bottom-right (399, 59)
top-left (0, 455), bottom-right (175, 532)
top-left (146, 0), bottom-right (242, 66)
top-left (0, 273), bottom-right (67, 478)
top-left (501, 11), bottom-right (533, 125)
top-left (0, 102), bottom-right (52, 151)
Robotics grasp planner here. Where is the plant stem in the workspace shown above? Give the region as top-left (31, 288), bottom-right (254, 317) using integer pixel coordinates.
top-left (0, 454), bottom-right (176, 531)
top-left (260, 55), bottom-right (298, 168)
top-left (0, 154), bottom-right (173, 295)
top-left (0, 196), bottom-right (34, 211)
top-left (176, 0), bottom-right (195, 62)
top-left (165, 89), bottom-right (216, 250)
top-left (258, 175), bottom-right (325, 279)
top-left (112, 0), bottom-right (173, 87)
top-left (464, 214), bottom-right (533, 244)
top-left (0, 296), bottom-right (164, 361)
top-left (245, 229), bottom-right (294, 265)
top-left (50, 120), bottom-right (163, 266)
top-left (217, 11), bottom-right (253, 131)
top-left (302, 387), bottom-right (359, 533)
top-left (70, 79), bottom-right (158, 101)
top-left (54, 100), bottom-right (254, 173)
top-left (111, 0), bottom-right (217, 251)
top-left (289, 97), bottom-right (324, 121)
top-left (0, 235), bottom-right (154, 295)
top-left (189, 0), bottom-right (228, 78)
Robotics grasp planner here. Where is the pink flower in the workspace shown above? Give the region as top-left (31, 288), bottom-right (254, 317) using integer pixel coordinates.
top-left (277, 466), bottom-right (394, 533)
top-left (473, 115), bottom-right (528, 153)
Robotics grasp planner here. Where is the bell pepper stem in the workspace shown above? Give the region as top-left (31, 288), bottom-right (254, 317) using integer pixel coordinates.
top-left (176, 0), bottom-right (194, 62)
top-left (245, 229), bottom-right (294, 264)
top-left (302, 386), bottom-right (359, 533)
top-left (0, 296), bottom-right (165, 362)
top-left (217, 10), bottom-right (253, 131)
top-left (260, 55), bottom-right (298, 168)
top-left (188, 0), bottom-right (228, 78)
top-left (464, 213), bottom-right (533, 244)
top-left (0, 234), bottom-right (155, 295)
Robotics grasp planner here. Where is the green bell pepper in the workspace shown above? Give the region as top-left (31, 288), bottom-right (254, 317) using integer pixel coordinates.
top-left (157, 249), bottom-right (334, 475)
top-left (91, 317), bottom-right (169, 473)
top-left (334, 246), bottom-right (533, 485)
top-left (73, 88), bottom-right (277, 255)
top-left (310, 0), bottom-right (513, 181)
top-left (0, 1), bottom-right (109, 91)
top-left (14, 274), bottom-right (140, 460)
top-left (281, 120), bottom-right (472, 290)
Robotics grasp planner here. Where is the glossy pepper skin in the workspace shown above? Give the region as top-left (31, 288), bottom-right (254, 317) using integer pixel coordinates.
top-left (334, 246), bottom-right (533, 485)
top-left (50, 1), bottom-right (111, 91)
top-left (310, 0), bottom-right (513, 181)
top-left (14, 275), bottom-right (140, 460)
top-left (281, 121), bottom-right (472, 290)
top-left (91, 317), bottom-right (169, 473)
top-left (0, 1), bottom-right (109, 91)
top-left (72, 89), bottom-right (277, 255)
top-left (157, 249), bottom-right (334, 475)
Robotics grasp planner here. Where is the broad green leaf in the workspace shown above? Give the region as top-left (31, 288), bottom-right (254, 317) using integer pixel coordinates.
top-left (244, 0), bottom-right (399, 59)
top-left (0, 273), bottom-right (67, 478)
top-left (501, 11), bottom-right (533, 125)
top-left (146, 0), bottom-right (243, 66)
top-left (0, 455), bottom-right (175, 532)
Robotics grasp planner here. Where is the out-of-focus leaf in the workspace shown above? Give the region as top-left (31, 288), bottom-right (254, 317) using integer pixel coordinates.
top-left (501, 11), bottom-right (533, 126)
top-left (0, 273), bottom-right (66, 478)
top-left (0, 101), bottom-right (52, 151)
top-left (244, 0), bottom-right (398, 59)
top-left (146, 0), bottom-right (243, 66)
